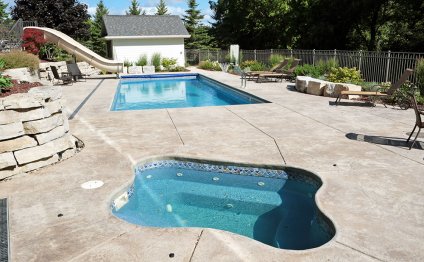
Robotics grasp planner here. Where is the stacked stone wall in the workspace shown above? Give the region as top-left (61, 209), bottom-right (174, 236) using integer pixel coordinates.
top-left (38, 61), bottom-right (101, 81)
top-left (0, 86), bottom-right (77, 179)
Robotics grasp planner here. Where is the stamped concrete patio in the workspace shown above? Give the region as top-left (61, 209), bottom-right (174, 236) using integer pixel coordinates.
top-left (1, 68), bottom-right (423, 261)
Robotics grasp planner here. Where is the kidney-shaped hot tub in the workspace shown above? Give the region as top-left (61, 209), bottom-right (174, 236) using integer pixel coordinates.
top-left (111, 158), bottom-right (335, 250)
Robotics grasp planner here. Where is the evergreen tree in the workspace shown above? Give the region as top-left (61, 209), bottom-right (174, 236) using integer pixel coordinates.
top-left (86, 0), bottom-right (109, 57)
top-left (126, 0), bottom-right (145, 15)
top-left (156, 0), bottom-right (168, 15)
top-left (0, 0), bottom-right (8, 21)
top-left (12, 0), bottom-right (90, 39)
top-left (183, 0), bottom-right (215, 49)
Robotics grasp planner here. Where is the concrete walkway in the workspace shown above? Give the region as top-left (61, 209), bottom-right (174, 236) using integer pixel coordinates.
top-left (1, 69), bottom-right (423, 261)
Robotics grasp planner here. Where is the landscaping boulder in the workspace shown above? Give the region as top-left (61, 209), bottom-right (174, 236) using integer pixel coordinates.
top-left (295, 76), bottom-right (313, 93)
top-left (324, 83), bottom-right (362, 99)
top-left (143, 66), bottom-right (155, 74)
top-left (307, 79), bottom-right (328, 96)
top-left (128, 66), bottom-right (143, 74)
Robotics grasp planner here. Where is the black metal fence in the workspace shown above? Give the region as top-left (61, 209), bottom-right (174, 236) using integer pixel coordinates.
top-left (186, 49), bottom-right (424, 84)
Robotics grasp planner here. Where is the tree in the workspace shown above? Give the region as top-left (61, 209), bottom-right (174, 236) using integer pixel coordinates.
top-left (0, 0), bottom-right (8, 21)
top-left (12, 0), bottom-right (90, 39)
top-left (183, 0), bottom-right (215, 49)
top-left (126, 0), bottom-right (145, 15)
top-left (86, 0), bottom-right (109, 57)
top-left (156, 0), bottom-right (168, 15)
top-left (210, 0), bottom-right (291, 49)
top-left (22, 28), bottom-right (46, 55)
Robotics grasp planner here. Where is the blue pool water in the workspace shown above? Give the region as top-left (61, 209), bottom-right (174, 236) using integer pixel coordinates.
top-left (112, 160), bottom-right (335, 250)
top-left (111, 74), bottom-right (267, 111)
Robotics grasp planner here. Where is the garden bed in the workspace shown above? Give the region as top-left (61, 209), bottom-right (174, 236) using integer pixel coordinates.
top-left (0, 80), bottom-right (43, 98)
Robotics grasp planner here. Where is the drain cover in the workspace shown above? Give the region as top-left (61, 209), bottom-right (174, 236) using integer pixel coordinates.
top-left (81, 180), bottom-right (104, 189)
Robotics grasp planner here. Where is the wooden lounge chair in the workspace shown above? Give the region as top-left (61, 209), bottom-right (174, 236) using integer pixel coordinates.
top-left (335, 68), bottom-right (414, 105)
top-left (50, 66), bottom-right (73, 85)
top-left (67, 63), bottom-right (88, 81)
top-left (246, 59), bottom-right (289, 81)
top-left (406, 94), bottom-right (423, 149)
top-left (257, 59), bottom-right (301, 82)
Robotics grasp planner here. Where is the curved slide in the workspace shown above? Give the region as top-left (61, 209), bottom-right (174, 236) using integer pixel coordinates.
top-left (24, 26), bottom-right (123, 73)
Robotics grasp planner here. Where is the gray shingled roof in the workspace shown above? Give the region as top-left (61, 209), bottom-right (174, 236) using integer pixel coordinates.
top-left (103, 15), bottom-right (190, 37)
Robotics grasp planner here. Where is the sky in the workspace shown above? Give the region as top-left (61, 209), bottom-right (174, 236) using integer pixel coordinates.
top-left (4, 0), bottom-right (214, 24)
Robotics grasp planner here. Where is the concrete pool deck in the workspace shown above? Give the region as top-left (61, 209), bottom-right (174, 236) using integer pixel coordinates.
top-left (1, 68), bottom-right (423, 261)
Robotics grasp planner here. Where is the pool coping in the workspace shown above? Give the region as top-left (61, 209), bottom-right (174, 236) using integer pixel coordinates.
top-left (108, 154), bottom-right (338, 252)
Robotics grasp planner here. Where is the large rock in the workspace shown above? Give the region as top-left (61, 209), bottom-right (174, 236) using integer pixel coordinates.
top-left (0, 122), bottom-right (25, 140)
top-left (128, 66), bottom-right (143, 74)
top-left (0, 136), bottom-right (38, 154)
top-left (307, 79), bottom-right (328, 96)
top-left (44, 100), bottom-right (63, 114)
top-left (23, 113), bottom-right (64, 135)
top-left (19, 154), bottom-right (60, 173)
top-left (324, 83), bottom-right (362, 99)
top-left (295, 76), bottom-right (313, 93)
top-left (143, 66), bottom-right (155, 74)
top-left (3, 67), bottom-right (39, 83)
top-left (0, 110), bottom-right (19, 125)
top-left (2, 93), bottom-right (43, 109)
top-left (29, 86), bottom-right (62, 102)
top-left (18, 108), bottom-right (51, 122)
top-left (13, 134), bottom-right (74, 165)
top-left (0, 152), bottom-right (17, 170)
top-left (35, 125), bottom-right (67, 145)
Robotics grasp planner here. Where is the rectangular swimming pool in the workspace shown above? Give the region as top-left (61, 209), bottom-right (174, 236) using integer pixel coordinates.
top-left (111, 74), bottom-right (268, 111)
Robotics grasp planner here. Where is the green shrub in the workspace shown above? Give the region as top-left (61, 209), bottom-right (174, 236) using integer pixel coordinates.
top-left (168, 66), bottom-right (187, 72)
top-left (198, 60), bottom-right (221, 71)
top-left (294, 64), bottom-right (322, 78)
top-left (151, 53), bottom-right (162, 71)
top-left (0, 58), bottom-right (5, 70)
top-left (269, 54), bottom-right (286, 67)
top-left (326, 67), bottom-right (362, 84)
top-left (0, 51), bottom-right (40, 71)
top-left (240, 60), bottom-right (265, 71)
top-left (39, 43), bottom-right (72, 62)
top-left (0, 75), bottom-right (13, 92)
top-left (416, 58), bottom-right (424, 96)
top-left (123, 60), bottom-right (132, 67)
top-left (162, 57), bottom-right (177, 71)
top-left (135, 54), bottom-right (148, 66)
top-left (316, 59), bottom-right (338, 75)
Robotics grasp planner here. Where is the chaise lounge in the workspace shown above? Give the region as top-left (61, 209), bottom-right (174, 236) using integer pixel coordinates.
top-left (334, 68), bottom-right (414, 105)
top-left (257, 59), bottom-right (301, 82)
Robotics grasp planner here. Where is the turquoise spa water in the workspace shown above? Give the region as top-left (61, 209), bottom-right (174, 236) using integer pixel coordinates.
top-left (112, 161), bottom-right (334, 250)
top-left (111, 74), bottom-right (266, 111)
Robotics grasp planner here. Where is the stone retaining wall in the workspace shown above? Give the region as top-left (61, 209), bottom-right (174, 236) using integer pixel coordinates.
top-left (0, 86), bottom-right (77, 179)
top-left (39, 61), bottom-right (101, 81)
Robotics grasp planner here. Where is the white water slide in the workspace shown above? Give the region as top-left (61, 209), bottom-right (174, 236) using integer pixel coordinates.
top-left (24, 27), bottom-right (123, 73)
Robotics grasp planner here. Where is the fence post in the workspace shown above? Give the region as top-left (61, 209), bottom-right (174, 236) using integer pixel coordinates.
top-left (313, 49), bottom-right (316, 66)
top-left (207, 49), bottom-right (210, 60)
top-left (358, 50), bottom-right (362, 72)
top-left (385, 50), bottom-right (391, 82)
top-left (290, 49), bottom-right (293, 58)
top-left (271, 49), bottom-right (273, 56)
top-left (254, 49), bottom-right (257, 61)
top-left (334, 49), bottom-right (337, 61)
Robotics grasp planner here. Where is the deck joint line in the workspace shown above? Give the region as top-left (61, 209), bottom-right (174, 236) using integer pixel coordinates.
top-left (336, 241), bottom-right (385, 261)
top-left (69, 79), bottom-right (105, 120)
top-left (166, 109), bottom-right (185, 145)
top-left (225, 107), bottom-right (287, 165)
top-left (189, 229), bottom-right (204, 262)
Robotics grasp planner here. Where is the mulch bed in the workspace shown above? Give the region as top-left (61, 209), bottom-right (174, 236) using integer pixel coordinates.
top-left (0, 80), bottom-right (43, 98)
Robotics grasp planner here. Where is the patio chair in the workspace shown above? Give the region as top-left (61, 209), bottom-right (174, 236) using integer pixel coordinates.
top-left (66, 63), bottom-right (88, 81)
top-left (406, 94), bottom-right (423, 149)
top-left (246, 59), bottom-right (289, 81)
top-left (335, 68), bottom-right (414, 105)
top-left (50, 66), bottom-right (73, 85)
top-left (257, 59), bottom-right (301, 83)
